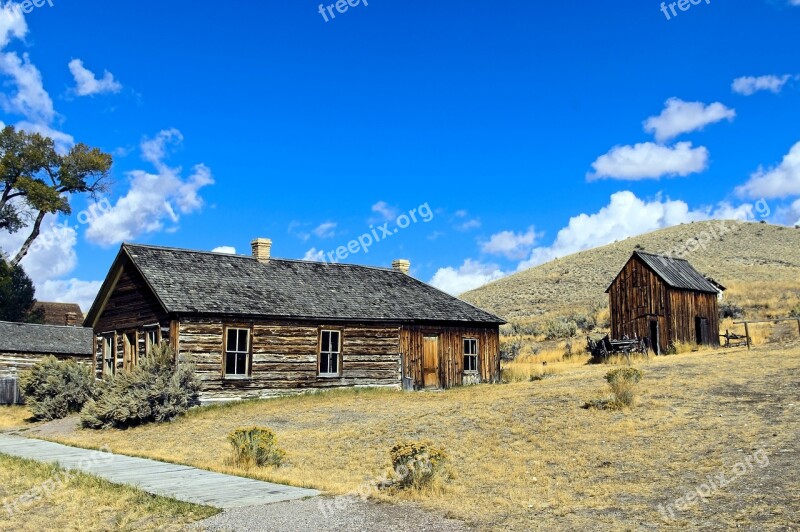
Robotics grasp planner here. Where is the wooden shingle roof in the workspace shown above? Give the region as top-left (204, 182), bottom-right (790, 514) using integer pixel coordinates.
top-left (0, 321), bottom-right (94, 355)
top-left (609, 251), bottom-right (721, 294)
top-left (96, 244), bottom-right (505, 325)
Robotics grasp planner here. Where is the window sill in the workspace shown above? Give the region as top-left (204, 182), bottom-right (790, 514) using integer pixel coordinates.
top-left (318, 374), bottom-right (341, 379)
top-left (223, 375), bottom-right (251, 381)
top-left (463, 371), bottom-right (479, 375)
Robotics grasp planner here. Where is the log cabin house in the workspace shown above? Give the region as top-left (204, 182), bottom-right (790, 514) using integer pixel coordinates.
top-left (607, 251), bottom-right (723, 355)
top-left (0, 321), bottom-right (94, 404)
top-left (84, 239), bottom-right (505, 401)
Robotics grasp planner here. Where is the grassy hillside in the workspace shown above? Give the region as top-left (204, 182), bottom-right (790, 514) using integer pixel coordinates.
top-left (461, 221), bottom-right (800, 328)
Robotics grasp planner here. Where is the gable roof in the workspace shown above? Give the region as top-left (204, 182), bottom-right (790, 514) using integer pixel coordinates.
top-left (607, 251), bottom-right (721, 294)
top-left (32, 302), bottom-right (84, 326)
top-left (0, 321), bottom-right (94, 355)
top-left (86, 244), bottom-right (505, 326)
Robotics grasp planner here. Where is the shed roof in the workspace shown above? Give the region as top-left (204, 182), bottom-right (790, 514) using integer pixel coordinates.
top-left (607, 251), bottom-right (721, 294)
top-left (0, 321), bottom-right (94, 355)
top-left (87, 244), bottom-right (505, 325)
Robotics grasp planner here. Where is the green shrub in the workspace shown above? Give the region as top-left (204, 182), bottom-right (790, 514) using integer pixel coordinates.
top-left (720, 301), bottom-right (745, 319)
top-left (544, 318), bottom-right (578, 340)
top-left (80, 344), bottom-right (200, 429)
top-left (605, 368), bottom-right (643, 407)
top-left (388, 441), bottom-right (448, 490)
top-left (19, 356), bottom-right (95, 421)
top-left (227, 426), bottom-right (285, 468)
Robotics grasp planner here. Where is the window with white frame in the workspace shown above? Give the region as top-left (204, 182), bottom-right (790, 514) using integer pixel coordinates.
top-left (145, 327), bottom-right (159, 355)
top-left (225, 328), bottom-right (250, 377)
top-left (102, 335), bottom-right (115, 376)
top-left (463, 338), bottom-right (478, 373)
top-left (319, 330), bottom-right (341, 377)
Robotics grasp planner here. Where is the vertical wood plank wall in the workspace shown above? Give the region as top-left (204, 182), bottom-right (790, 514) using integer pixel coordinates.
top-left (400, 325), bottom-right (501, 389)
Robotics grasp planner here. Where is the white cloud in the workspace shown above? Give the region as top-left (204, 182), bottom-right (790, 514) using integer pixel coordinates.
top-left (428, 259), bottom-right (506, 296)
top-left (86, 130), bottom-right (214, 246)
top-left (0, 2), bottom-right (26, 49)
top-left (732, 74), bottom-right (792, 96)
top-left (588, 141), bottom-right (709, 181)
top-left (516, 191), bottom-right (756, 270)
top-left (736, 140), bottom-right (800, 199)
top-left (211, 246), bottom-right (236, 254)
top-left (371, 201), bottom-right (398, 222)
top-left (643, 98), bottom-right (735, 143)
top-left (481, 227), bottom-right (539, 259)
top-left (68, 58), bottom-right (122, 96)
top-left (302, 247), bottom-right (325, 262)
top-left (36, 279), bottom-right (102, 313)
top-left (312, 221), bottom-right (337, 239)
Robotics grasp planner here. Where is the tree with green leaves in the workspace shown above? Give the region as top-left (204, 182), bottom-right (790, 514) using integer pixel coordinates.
top-left (0, 125), bottom-right (113, 266)
top-left (0, 257), bottom-right (43, 322)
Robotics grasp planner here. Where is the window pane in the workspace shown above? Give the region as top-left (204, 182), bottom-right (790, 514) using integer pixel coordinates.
top-left (330, 353), bottom-right (338, 374)
top-left (225, 352), bottom-right (236, 375)
top-left (323, 331), bottom-right (331, 352)
top-left (320, 354), bottom-right (329, 374)
top-left (238, 330), bottom-right (249, 352)
top-left (237, 352), bottom-right (248, 375)
top-left (227, 330), bottom-right (237, 352)
top-left (330, 331), bottom-right (339, 353)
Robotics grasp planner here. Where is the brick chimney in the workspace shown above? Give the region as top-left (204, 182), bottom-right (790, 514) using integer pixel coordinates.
top-left (392, 259), bottom-right (410, 275)
top-left (251, 238), bottom-right (272, 264)
top-left (64, 312), bottom-right (78, 327)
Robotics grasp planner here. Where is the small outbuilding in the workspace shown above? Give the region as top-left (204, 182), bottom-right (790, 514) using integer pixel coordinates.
top-left (606, 251), bottom-right (723, 354)
top-left (0, 321), bottom-right (94, 404)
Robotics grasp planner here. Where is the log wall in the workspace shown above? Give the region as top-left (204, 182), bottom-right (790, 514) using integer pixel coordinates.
top-left (400, 325), bottom-right (501, 389)
top-left (178, 317), bottom-right (402, 401)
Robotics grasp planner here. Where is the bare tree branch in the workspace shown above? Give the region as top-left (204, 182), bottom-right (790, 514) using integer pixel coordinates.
top-left (10, 210), bottom-right (46, 267)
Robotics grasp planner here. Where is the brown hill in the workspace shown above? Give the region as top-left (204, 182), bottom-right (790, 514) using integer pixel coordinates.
top-left (461, 221), bottom-right (800, 326)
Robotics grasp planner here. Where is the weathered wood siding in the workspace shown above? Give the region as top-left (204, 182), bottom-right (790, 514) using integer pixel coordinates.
top-left (178, 317), bottom-right (402, 401)
top-left (400, 325), bottom-right (501, 389)
top-left (94, 259), bottom-right (168, 333)
top-left (609, 255), bottom-right (720, 352)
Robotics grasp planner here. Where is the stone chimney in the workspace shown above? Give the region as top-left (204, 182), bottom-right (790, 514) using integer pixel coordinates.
top-left (64, 312), bottom-right (78, 327)
top-left (251, 238), bottom-right (272, 264)
top-left (392, 259), bottom-right (410, 275)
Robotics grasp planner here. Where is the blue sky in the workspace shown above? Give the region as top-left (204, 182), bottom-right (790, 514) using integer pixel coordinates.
top-left (0, 0), bottom-right (799, 310)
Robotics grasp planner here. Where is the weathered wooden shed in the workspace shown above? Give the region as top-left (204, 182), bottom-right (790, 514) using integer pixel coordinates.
top-left (606, 251), bottom-right (723, 354)
top-left (0, 321), bottom-right (94, 404)
top-left (84, 240), bottom-right (505, 401)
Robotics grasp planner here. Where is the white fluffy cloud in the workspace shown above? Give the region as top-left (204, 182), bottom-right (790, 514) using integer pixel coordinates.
top-left (589, 141), bottom-right (709, 181)
top-left (312, 222), bottom-right (337, 239)
top-left (302, 247), bottom-right (325, 261)
top-left (428, 259), bottom-right (506, 296)
top-left (211, 246), bottom-right (236, 254)
top-left (736, 141), bottom-right (800, 199)
top-left (36, 279), bottom-right (103, 313)
top-left (371, 201), bottom-right (398, 222)
top-left (0, 3), bottom-right (72, 151)
top-left (732, 74), bottom-right (792, 96)
top-left (86, 130), bottom-right (214, 246)
top-left (643, 98), bottom-right (735, 143)
top-left (68, 59), bottom-right (122, 96)
top-left (481, 227), bottom-right (538, 259)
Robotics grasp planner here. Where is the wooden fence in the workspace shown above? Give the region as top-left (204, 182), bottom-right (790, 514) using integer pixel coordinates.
top-left (0, 377), bottom-right (22, 405)
top-left (733, 318), bottom-right (800, 350)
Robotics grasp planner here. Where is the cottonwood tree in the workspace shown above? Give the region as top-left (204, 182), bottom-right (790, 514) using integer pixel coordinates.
top-left (0, 126), bottom-right (112, 266)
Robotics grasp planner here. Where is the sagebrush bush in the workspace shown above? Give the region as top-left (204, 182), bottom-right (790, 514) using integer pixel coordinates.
top-left (605, 368), bottom-right (643, 407)
top-left (227, 426), bottom-right (285, 468)
top-left (388, 441), bottom-right (448, 490)
top-left (720, 301), bottom-right (746, 319)
top-left (544, 318), bottom-right (578, 341)
top-left (80, 344), bottom-right (200, 429)
top-left (19, 356), bottom-right (95, 420)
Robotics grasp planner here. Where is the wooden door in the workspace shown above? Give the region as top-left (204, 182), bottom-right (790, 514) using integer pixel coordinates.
top-left (422, 336), bottom-right (440, 388)
top-left (123, 332), bottom-right (137, 370)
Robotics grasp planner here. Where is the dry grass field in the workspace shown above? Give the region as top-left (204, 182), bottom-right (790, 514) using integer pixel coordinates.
top-left (0, 454), bottom-right (217, 531)
top-left (461, 221), bottom-right (800, 329)
top-left (4, 342), bottom-right (798, 531)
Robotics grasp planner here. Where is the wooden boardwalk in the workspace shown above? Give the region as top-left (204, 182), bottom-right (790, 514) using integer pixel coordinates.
top-left (0, 434), bottom-right (319, 508)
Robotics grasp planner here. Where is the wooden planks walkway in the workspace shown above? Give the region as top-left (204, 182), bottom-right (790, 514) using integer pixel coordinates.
top-left (0, 434), bottom-right (319, 508)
